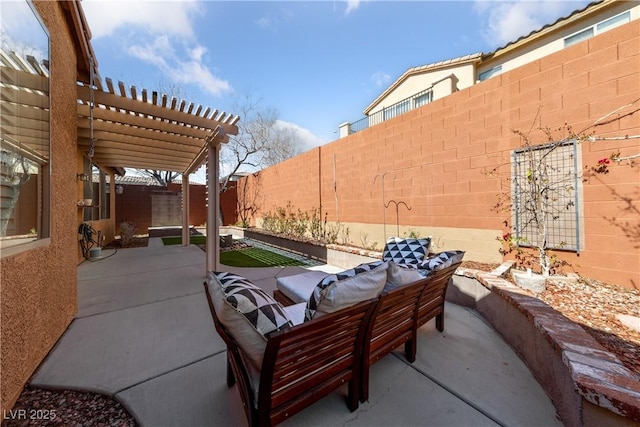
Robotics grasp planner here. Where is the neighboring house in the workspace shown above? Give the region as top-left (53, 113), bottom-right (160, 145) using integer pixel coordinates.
top-left (340, 0), bottom-right (639, 136)
top-left (0, 0), bottom-right (238, 413)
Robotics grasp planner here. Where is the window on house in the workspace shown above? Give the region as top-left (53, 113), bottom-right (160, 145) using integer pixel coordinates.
top-left (597, 11), bottom-right (631, 31)
top-left (0, 0), bottom-right (50, 252)
top-left (564, 28), bottom-right (594, 47)
top-left (511, 140), bottom-right (581, 252)
top-left (564, 11), bottom-right (631, 47)
top-left (478, 65), bottom-right (502, 81)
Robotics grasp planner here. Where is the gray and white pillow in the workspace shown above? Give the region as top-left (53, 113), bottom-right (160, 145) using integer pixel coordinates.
top-left (305, 260), bottom-right (387, 321)
top-left (417, 251), bottom-right (465, 276)
top-left (384, 261), bottom-right (425, 292)
top-left (382, 237), bottom-right (431, 265)
top-left (208, 271), bottom-right (292, 368)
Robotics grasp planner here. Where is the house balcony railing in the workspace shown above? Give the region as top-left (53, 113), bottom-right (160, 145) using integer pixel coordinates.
top-left (345, 88), bottom-right (433, 135)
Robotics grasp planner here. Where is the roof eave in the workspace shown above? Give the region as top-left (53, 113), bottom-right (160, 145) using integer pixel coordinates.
top-left (60, 0), bottom-right (100, 84)
top-left (483, 0), bottom-right (610, 62)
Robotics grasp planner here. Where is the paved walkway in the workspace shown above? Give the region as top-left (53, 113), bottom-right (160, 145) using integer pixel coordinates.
top-left (31, 239), bottom-right (562, 426)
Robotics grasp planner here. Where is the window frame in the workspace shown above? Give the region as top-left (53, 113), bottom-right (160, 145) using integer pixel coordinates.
top-left (0, 0), bottom-right (51, 257)
top-left (564, 11), bottom-right (631, 47)
top-left (478, 65), bottom-right (502, 82)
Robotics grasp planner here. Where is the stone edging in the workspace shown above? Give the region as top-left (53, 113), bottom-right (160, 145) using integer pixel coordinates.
top-left (454, 264), bottom-right (640, 424)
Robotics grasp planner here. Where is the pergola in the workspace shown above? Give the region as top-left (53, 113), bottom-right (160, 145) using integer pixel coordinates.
top-left (77, 77), bottom-right (239, 271)
top-left (1, 44), bottom-right (239, 271)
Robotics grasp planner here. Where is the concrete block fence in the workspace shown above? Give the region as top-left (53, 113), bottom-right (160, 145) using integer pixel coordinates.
top-left (237, 22), bottom-right (640, 289)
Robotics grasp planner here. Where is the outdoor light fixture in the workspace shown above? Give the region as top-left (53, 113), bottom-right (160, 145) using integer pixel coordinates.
top-left (77, 173), bottom-right (90, 182)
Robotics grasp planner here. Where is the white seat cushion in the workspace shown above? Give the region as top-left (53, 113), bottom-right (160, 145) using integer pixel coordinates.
top-left (276, 270), bottom-right (330, 304)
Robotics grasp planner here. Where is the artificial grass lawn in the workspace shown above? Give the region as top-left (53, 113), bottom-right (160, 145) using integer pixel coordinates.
top-left (162, 236), bottom-right (304, 267)
top-left (162, 235), bottom-right (206, 245)
top-left (220, 248), bottom-right (305, 267)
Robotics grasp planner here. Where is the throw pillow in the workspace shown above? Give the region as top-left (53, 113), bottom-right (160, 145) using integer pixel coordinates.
top-left (417, 251), bottom-right (465, 276)
top-left (384, 261), bottom-right (425, 292)
top-left (305, 261), bottom-right (388, 321)
top-left (208, 271), bottom-right (293, 369)
top-left (382, 237), bottom-right (431, 265)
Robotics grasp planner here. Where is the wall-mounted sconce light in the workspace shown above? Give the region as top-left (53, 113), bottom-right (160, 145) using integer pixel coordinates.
top-left (77, 173), bottom-right (90, 182)
top-left (116, 185), bottom-right (124, 195)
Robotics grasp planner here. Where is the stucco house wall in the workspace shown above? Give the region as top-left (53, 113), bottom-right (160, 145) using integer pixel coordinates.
top-left (1, 1), bottom-right (81, 412)
top-left (240, 21), bottom-right (640, 288)
top-left (367, 62), bottom-right (477, 115)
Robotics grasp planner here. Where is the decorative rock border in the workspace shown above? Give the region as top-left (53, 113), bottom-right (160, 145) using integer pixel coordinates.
top-left (451, 263), bottom-right (640, 427)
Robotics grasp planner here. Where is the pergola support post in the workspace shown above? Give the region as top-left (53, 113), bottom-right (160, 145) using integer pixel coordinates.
top-left (181, 174), bottom-right (190, 246)
top-left (206, 142), bottom-right (220, 273)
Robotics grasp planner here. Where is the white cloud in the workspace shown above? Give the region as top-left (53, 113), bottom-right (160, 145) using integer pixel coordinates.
top-left (255, 8), bottom-right (294, 31)
top-left (256, 16), bottom-right (272, 29)
top-left (170, 58), bottom-right (232, 97)
top-left (274, 120), bottom-right (328, 151)
top-left (371, 71), bottom-right (391, 88)
top-left (82, 0), bottom-right (200, 39)
top-left (473, 0), bottom-right (587, 47)
top-left (345, 0), bottom-right (362, 15)
top-left (81, 0), bottom-right (231, 97)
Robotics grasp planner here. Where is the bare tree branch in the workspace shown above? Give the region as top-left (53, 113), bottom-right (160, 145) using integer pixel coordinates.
top-left (220, 93), bottom-right (300, 192)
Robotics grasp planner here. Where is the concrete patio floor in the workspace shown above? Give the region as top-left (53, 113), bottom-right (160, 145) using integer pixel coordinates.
top-left (31, 239), bottom-right (562, 426)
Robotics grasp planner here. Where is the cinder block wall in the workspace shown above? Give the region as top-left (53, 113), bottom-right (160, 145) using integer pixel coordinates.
top-left (0, 1), bottom-right (79, 413)
top-left (115, 184), bottom-right (154, 232)
top-left (113, 183), bottom-right (207, 234)
top-left (167, 183), bottom-right (207, 226)
top-left (240, 22), bottom-right (640, 288)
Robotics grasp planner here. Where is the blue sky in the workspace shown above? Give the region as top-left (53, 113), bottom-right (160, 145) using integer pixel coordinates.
top-left (82, 0), bottom-right (592, 167)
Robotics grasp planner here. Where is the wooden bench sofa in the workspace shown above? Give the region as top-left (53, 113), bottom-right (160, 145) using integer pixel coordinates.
top-left (204, 276), bottom-right (377, 427)
top-left (204, 244), bottom-right (463, 425)
top-left (271, 252), bottom-right (463, 403)
top-left (360, 261), bottom-right (461, 402)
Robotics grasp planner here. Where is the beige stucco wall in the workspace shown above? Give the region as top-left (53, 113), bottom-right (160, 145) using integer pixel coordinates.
top-left (1, 1), bottom-right (79, 413)
top-left (368, 63), bottom-right (476, 115)
top-left (320, 222), bottom-right (502, 264)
